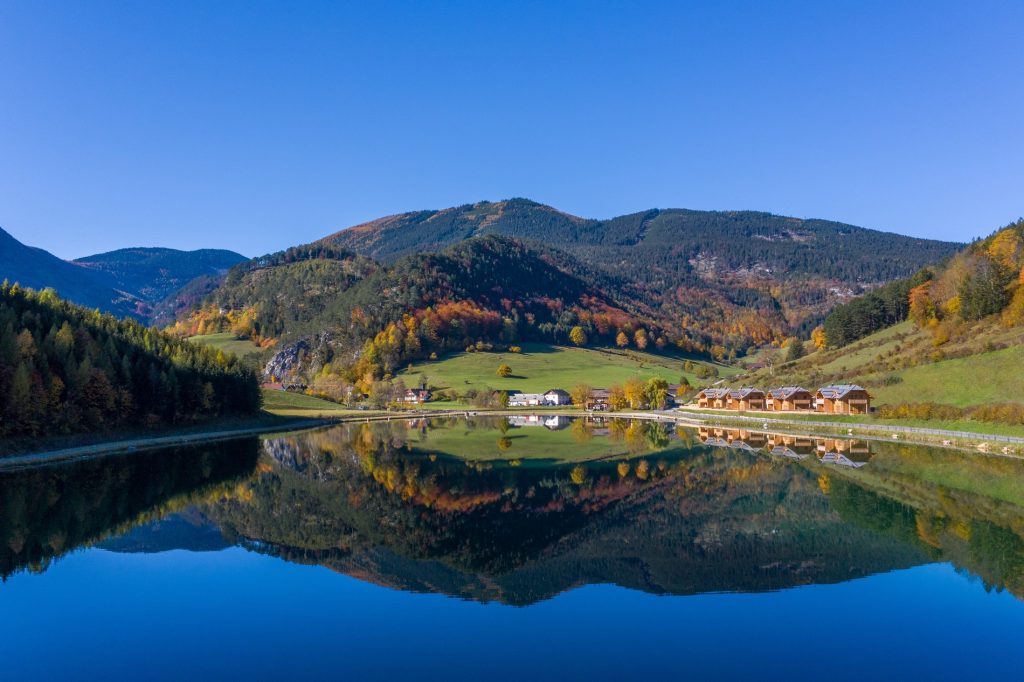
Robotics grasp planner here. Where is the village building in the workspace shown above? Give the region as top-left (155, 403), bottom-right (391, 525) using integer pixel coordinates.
top-left (585, 388), bottom-right (611, 411)
top-left (815, 385), bottom-right (872, 414)
top-left (508, 392), bottom-right (545, 407)
top-left (543, 389), bottom-right (572, 406)
top-left (403, 388), bottom-right (432, 404)
top-left (727, 388), bottom-right (766, 411)
top-left (696, 388), bottom-right (730, 409)
top-left (766, 386), bottom-right (814, 411)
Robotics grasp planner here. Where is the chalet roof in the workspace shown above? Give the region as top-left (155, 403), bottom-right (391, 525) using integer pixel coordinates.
top-left (589, 389), bottom-right (611, 398)
top-left (729, 387), bottom-right (765, 399)
top-left (817, 384), bottom-right (867, 399)
top-left (544, 388), bottom-right (570, 396)
top-left (699, 388), bottom-right (730, 399)
top-left (767, 386), bottom-right (810, 399)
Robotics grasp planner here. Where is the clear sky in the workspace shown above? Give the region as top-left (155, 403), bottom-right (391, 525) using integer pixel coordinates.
top-left (1, 1), bottom-right (1021, 259)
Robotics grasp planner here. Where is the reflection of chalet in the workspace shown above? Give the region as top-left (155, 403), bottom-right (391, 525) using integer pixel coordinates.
top-left (816, 439), bottom-right (873, 467)
top-left (727, 388), bottom-right (766, 411)
top-left (815, 385), bottom-right (871, 414)
top-left (698, 427), bottom-right (767, 451)
top-left (696, 388), bottom-right (730, 409)
top-left (766, 386), bottom-right (814, 411)
top-left (585, 389), bottom-right (611, 411)
top-left (508, 414), bottom-right (572, 430)
top-left (766, 434), bottom-right (815, 460)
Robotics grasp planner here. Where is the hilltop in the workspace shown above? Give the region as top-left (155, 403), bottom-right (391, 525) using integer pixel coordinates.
top-left (321, 199), bottom-right (962, 336)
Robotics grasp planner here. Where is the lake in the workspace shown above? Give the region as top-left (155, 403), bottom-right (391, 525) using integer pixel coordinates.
top-left (2, 416), bottom-right (1024, 680)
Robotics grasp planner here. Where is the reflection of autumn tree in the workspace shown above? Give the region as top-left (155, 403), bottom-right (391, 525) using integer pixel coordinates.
top-left (570, 466), bottom-right (588, 486)
top-left (498, 437), bottom-right (512, 451)
top-left (571, 418), bottom-right (593, 443)
top-left (617, 461), bottom-right (631, 478)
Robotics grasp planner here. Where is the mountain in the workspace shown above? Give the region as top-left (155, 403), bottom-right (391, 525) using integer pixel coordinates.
top-left (320, 199), bottom-right (962, 334)
top-left (0, 226), bottom-right (138, 317)
top-left (175, 236), bottom-right (672, 381)
top-left (74, 247), bottom-right (246, 303)
top-left (0, 226), bottom-right (246, 321)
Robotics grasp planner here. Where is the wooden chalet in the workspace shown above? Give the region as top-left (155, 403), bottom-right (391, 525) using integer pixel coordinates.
top-left (403, 388), bottom-right (432, 404)
top-left (585, 388), bottom-right (611, 411)
top-left (727, 388), bottom-right (766, 411)
top-left (815, 385), bottom-right (871, 415)
top-left (543, 389), bottom-right (572, 406)
top-left (696, 388), bottom-right (730, 409)
top-left (766, 386), bottom-right (814, 411)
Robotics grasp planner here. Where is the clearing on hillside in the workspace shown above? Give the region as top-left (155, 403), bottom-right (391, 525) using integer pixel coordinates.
top-left (397, 343), bottom-right (734, 396)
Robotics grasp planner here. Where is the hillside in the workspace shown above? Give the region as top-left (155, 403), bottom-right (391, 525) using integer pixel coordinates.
top-left (0, 226), bottom-right (246, 322)
top-left (321, 199), bottom-right (962, 336)
top-left (180, 237), bottom-right (672, 385)
top-left (742, 218), bottom-right (1024, 419)
top-left (0, 282), bottom-right (261, 440)
top-left (395, 342), bottom-right (735, 402)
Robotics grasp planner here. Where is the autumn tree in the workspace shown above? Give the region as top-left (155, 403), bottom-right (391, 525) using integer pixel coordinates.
top-left (569, 383), bottom-right (592, 407)
top-left (644, 377), bottom-right (670, 409)
top-left (496, 363), bottom-right (512, 378)
top-left (608, 384), bottom-right (628, 410)
top-left (569, 326), bottom-right (588, 346)
top-left (623, 377), bottom-right (646, 409)
top-left (616, 331), bottom-right (629, 348)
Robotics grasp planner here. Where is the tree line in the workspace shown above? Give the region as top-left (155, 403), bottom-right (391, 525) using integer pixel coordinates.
top-left (0, 282), bottom-right (261, 438)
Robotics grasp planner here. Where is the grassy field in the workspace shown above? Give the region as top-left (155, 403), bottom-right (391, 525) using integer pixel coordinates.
top-left (397, 343), bottom-right (735, 398)
top-left (261, 389), bottom-right (363, 418)
top-left (187, 332), bottom-right (264, 359)
top-left (742, 318), bottom-right (1024, 410)
top-left (869, 345), bottom-right (1024, 407)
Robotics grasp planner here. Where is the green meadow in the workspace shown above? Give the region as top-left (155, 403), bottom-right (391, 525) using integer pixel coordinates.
top-left (398, 343), bottom-right (735, 397)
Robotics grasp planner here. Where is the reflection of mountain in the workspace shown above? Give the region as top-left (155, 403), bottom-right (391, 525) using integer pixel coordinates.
top-left (205, 422), bottom-right (927, 605)
top-left (0, 439), bottom-right (258, 578)
top-left (98, 510), bottom-right (230, 554)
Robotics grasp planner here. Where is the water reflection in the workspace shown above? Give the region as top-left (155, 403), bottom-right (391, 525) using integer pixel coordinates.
top-left (0, 439), bottom-right (259, 579)
top-left (4, 418), bottom-right (1024, 605)
top-left (698, 427), bottom-right (873, 467)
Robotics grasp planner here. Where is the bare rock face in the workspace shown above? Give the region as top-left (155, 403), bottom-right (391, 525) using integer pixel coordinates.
top-left (263, 339), bottom-right (311, 381)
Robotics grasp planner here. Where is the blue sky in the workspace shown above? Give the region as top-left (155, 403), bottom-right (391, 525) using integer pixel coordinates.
top-left (0, 1), bottom-right (1021, 259)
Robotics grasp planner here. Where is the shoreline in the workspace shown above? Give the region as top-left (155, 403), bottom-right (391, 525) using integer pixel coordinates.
top-left (5, 404), bottom-right (1023, 471)
top-left (0, 417), bottom-right (340, 472)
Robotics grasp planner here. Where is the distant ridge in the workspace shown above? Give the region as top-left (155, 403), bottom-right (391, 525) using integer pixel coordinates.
top-left (0, 226), bottom-right (245, 320)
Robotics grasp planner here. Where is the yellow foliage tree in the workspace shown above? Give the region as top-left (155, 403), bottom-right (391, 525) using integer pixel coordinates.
top-left (569, 326), bottom-right (588, 346)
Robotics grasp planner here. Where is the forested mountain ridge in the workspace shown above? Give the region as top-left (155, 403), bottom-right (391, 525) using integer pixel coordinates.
top-left (0, 226), bottom-right (137, 317)
top-left (74, 247), bottom-right (245, 303)
top-left (319, 199), bottom-right (962, 338)
top-left (0, 226), bottom-right (245, 322)
top-left (322, 198), bottom-right (957, 282)
top-left (175, 237), bottom-right (669, 383)
top-left (0, 282), bottom-right (261, 439)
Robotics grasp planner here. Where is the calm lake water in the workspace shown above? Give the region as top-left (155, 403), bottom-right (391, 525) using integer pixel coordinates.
top-left (2, 416), bottom-right (1024, 680)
